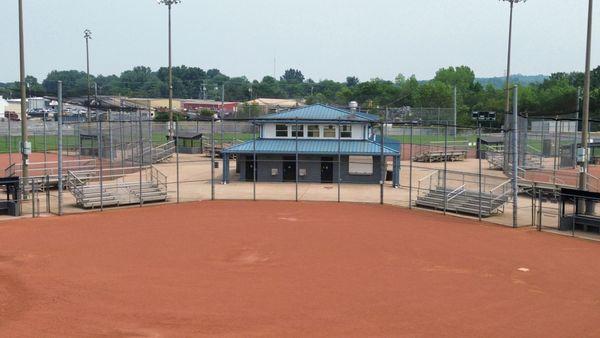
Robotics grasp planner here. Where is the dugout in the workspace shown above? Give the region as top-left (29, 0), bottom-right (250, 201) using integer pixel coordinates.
top-left (0, 177), bottom-right (20, 216)
top-left (476, 135), bottom-right (503, 159)
top-left (170, 132), bottom-right (203, 154)
top-left (559, 188), bottom-right (600, 233)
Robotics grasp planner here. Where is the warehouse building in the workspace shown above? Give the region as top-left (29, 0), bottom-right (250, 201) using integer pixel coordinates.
top-left (222, 104), bottom-right (401, 186)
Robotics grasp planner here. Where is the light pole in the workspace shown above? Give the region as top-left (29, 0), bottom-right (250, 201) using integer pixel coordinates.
top-left (18, 0), bottom-right (29, 182)
top-left (158, 0), bottom-right (181, 141)
top-left (501, 0), bottom-right (526, 115)
top-left (84, 29), bottom-right (92, 122)
top-left (579, 0), bottom-right (594, 192)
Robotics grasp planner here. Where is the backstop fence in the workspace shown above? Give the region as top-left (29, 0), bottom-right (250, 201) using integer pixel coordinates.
top-left (0, 113), bottom-right (598, 241)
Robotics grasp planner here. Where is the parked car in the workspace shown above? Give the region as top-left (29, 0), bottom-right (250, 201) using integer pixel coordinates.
top-left (5, 111), bottom-right (20, 121)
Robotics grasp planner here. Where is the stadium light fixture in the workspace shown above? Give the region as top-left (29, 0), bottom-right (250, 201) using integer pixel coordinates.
top-left (500, 0), bottom-right (527, 115)
top-left (84, 29), bottom-right (92, 121)
top-left (579, 0), bottom-right (594, 192)
top-left (157, 0), bottom-right (181, 140)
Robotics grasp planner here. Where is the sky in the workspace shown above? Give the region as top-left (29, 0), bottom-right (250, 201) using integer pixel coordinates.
top-left (0, 0), bottom-right (598, 83)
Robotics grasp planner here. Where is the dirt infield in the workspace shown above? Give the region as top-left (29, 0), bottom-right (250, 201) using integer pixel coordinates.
top-left (1, 201), bottom-right (600, 337)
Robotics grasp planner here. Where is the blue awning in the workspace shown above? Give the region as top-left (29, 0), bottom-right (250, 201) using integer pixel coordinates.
top-left (223, 139), bottom-right (400, 156)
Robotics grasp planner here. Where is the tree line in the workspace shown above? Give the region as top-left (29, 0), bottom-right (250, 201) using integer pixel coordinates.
top-left (1, 65), bottom-right (599, 126)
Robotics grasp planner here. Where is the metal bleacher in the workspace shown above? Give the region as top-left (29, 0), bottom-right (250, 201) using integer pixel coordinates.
top-left (67, 166), bottom-right (168, 209)
top-left (415, 169), bottom-right (512, 217)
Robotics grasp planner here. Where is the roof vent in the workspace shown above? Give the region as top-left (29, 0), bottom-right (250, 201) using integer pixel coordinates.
top-left (349, 101), bottom-right (358, 112)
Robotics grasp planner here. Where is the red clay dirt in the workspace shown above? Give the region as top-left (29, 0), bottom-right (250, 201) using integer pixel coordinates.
top-left (1, 201), bottom-right (600, 337)
top-left (0, 152), bottom-right (81, 171)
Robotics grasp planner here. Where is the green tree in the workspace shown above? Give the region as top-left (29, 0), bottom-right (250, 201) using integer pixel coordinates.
top-left (43, 70), bottom-right (89, 97)
top-left (281, 69), bottom-right (305, 83)
top-left (434, 66), bottom-right (475, 91)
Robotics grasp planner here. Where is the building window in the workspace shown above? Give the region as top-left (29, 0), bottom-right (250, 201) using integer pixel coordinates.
top-left (276, 124), bottom-right (288, 137)
top-left (291, 124), bottom-right (304, 138)
top-left (340, 125), bottom-right (352, 138)
top-left (307, 125), bottom-right (320, 138)
top-left (323, 125), bottom-right (336, 138)
top-left (348, 156), bottom-right (373, 175)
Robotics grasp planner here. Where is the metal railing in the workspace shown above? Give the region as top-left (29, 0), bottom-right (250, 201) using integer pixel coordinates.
top-left (417, 170), bottom-right (439, 198)
top-left (6, 159), bottom-right (97, 178)
top-left (447, 185), bottom-right (466, 202)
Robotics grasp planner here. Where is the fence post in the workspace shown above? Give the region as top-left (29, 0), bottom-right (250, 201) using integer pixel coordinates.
top-left (108, 110), bottom-right (113, 170)
top-left (211, 116), bottom-right (215, 201)
top-left (531, 184), bottom-right (536, 227)
top-left (553, 116), bottom-right (559, 183)
top-left (57, 80), bottom-right (63, 216)
top-left (130, 111), bottom-right (134, 166)
top-left (31, 178), bottom-right (35, 218)
top-left (380, 112), bottom-right (386, 205)
top-left (295, 117), bottom-right (299, 202)
top-left (45, 174), bottom-right (50, 213)
top-left (99, 113), bottom-right (104, 211)
top-left (43, 111), bottom-right (47, 168)
top-left (176, 119), bottom-right (180, 203)
top-left (148, 101), bottom-right (153, 164)
top-left (338, 118), bottom-right (341, 203)
top-left (8, 116), bottom-right (12, 167)
top-left (409, 124), bottom-right (413, 209)
top-left (139, 109), bottom-right (143, 207)
top-left (120, 108), bottom-right (125, 170)
top-left (443, 123), bottom-right (448, 215)
top-left (478, 125), bottom-right (482, 221)
top-left (512, 85), bottom-right (519, 228)
top-left (252, 122), bottom-right (256, 201)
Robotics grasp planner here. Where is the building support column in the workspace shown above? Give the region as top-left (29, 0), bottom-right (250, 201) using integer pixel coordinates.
top-left (392, 155), bottom-right (400, 188)
top-left (222, 154), bottom-right (230, 184)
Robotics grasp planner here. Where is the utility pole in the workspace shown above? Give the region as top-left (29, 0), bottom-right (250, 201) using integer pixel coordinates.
top-left (453, 86), bottom-right (457, 137)
top-left (18, 0), bottom-right (29, 182)
top-left (579, 0), bottom-right (594, 192)
top-left (502, 0), bottom-right (527, 115)
top-left (84, 29), bottom-right (92, 122)
top-left (574, 87), bottom-right (582, 168)
top-left (512, 85), bottom-right (519, 228)
top-left (158, 0), bottom-right (180, 140)
top-left (221, 84), bottom-right (225, 116)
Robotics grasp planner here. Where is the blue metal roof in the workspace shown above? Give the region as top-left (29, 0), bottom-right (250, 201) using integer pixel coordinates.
top-left (256, 104), bottom-right (381, 123)
top-left (223, 139), bottom-right (400, 156)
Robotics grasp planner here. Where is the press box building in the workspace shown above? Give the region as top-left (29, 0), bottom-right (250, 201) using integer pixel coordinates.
top-left (222, 104), bottom-right (401, 186)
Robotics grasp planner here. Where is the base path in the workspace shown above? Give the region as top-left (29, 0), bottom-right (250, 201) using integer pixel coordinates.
top-left (1, 201), bottom-right (599, 337)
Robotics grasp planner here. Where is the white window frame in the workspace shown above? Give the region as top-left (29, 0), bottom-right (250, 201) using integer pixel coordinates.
top-left (275, 124), bottom-right (289, 137)
top-left (340, 125), bottom-right (352, 138)
top-left (348, 156), bottom-right (373, 175)
top-left (307, 125), bottom-right (320, 138)
top-left (323, 125), bottom-right (336, 138)
top-left (291, 124), bottom-right (304, 138)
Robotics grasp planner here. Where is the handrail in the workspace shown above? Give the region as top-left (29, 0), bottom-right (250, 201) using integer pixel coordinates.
top-left (447, 185), bottom-right (465, 202)
top-left (490, 179), bottom-right (512, 196)
top-left (417, 170), bottom-right (438, 198)
top-left (5, 163), bottom-right (15, 177)
top-left (417, 170), bottom-right (438, 185)
top-left (491, 189), bottom-right (513, 206)
top-left (585, 173), bottom-right (600, 192)
top-left (527, 144), bottom-right (542, 154)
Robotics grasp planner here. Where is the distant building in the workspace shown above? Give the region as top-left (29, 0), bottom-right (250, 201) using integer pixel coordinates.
top-left (243, 98), bottom-right (305, 114)
top-left (222, 104), bottom-right (401, 186)
top-left (0, 96), bottom-right (7, 118)
top-left (181, 99), bottom-right (238, 114)
top-left (6, 97), bottom-right (49, 111)
top-left (128, 98), bottom-right (183, 112)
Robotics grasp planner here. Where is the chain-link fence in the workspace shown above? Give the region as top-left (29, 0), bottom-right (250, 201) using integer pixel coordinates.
top-left (1, 111), bottom-right (599, 240)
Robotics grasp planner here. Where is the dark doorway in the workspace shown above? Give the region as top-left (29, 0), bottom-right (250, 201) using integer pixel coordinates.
top-left (321, 157), bottom-right (334, 183)
top-left (283, 156), bottom-right (296, 182)
top-left (245, 157), bottom-right (256, 182)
